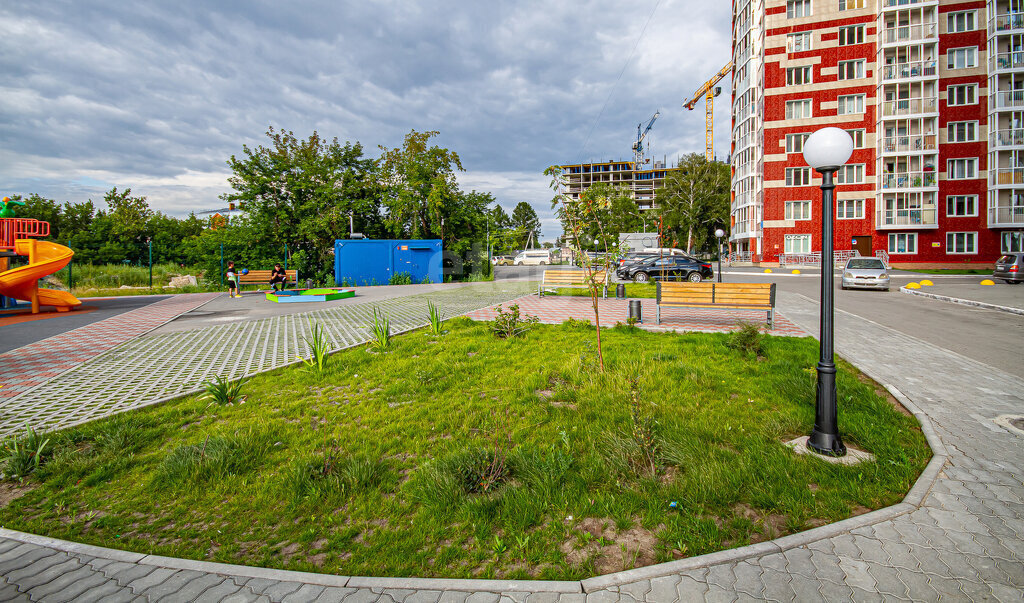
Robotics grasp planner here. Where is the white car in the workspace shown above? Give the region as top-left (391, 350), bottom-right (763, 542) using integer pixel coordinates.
top-left (514, 250), bottom-right (552, 265)
top-left (842, 257), bottom-right (890, 291)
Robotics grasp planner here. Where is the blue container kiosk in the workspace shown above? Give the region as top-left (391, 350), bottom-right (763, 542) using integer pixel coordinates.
top-left (334, 239), bottom-right (443, 286)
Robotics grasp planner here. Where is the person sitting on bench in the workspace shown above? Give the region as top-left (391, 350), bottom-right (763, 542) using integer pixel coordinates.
top-left (269, 263), bottom-right (288, 292)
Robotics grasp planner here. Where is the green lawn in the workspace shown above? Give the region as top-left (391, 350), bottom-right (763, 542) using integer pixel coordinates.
top-left (0, 319), bottom-right (929, 580)
top-left (549, 283), bottom-right (657, 298)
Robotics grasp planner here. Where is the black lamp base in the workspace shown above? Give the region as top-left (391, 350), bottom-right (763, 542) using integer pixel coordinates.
top-left (807, 431), bottom-right (847, 456)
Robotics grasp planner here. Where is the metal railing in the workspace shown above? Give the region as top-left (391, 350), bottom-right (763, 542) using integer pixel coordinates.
top-left (882, 23), bottom-right (937, 45)
top-left (992, 12), bottom-right (1024, 31)
top-left (992, 168), bottom-right (1024, 185)
top-left (989, 205), bottom-right (1024, 225)
top-left (993, 129), bottom-right (1024, 147)
top-left (778, 250), bottom-right (857, 269)
top-left (880, 171), bottom-right (937, 189)
top-left (880, 134), bottom-right (937, 153)
top-left (879, 60), bottom-right (937, 81)
top-left (875, 250), bottom-right (890, 265)
top-left (882, 0), bottom-right (932, 7)
top-left (0, 218), bottom-right (50, 251)
top-left (881, 97), bottom-right (937, 116)
top-left (876, 207), bottom-right (939, 228)
top-left (991, 51), bottom-right (1024, 71)
top-left (991, 90), bottom-right (1024, 108)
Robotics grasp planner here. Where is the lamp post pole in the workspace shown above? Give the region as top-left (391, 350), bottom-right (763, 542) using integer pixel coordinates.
top-left (714, 228), bottom-right (725, 283)
top-left (802, 127), bottom-right (853, 457)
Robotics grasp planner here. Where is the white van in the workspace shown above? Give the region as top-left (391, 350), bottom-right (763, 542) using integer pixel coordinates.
top-left (514, 250), bottom-right (552, 265)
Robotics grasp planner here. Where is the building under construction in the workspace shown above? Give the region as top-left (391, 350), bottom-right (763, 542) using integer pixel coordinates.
top-left (557, 159), bottom-right (683, 211)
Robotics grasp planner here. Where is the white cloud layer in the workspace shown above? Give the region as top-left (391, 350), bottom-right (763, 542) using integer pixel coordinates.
top-left (0, 0), bottom-right (732, 241)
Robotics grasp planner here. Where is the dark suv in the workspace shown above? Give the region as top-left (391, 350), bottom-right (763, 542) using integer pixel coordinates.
top-left (993, 253), bottom-right (1023, 284)
top-left (616, 256), bottom-right (714, 283)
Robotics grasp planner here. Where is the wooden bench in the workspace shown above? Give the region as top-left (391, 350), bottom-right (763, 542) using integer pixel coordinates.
top-left (539, 269), bottom-right (608, 298)
top-left (238, 269), bottom-right (298, 290)
top-left (656, 282), bottom-right (776, 328)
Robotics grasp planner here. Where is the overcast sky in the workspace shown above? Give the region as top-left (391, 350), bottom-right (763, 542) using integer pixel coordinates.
top-left (0, 1), bottom-right (731, 241)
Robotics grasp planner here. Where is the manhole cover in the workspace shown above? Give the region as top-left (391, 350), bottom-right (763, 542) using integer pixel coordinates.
top-left (994, 415), bottom-right (1024, 437)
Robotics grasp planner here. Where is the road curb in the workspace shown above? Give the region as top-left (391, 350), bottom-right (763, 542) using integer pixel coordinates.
top-left (900, 287), bottom-right (1024, 316)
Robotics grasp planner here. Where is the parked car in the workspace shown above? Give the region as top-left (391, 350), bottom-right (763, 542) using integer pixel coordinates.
top-left (490, 255), bottom-right (514, 266)
top-left (616, 249), bottom-right (692, 269)
top-left (616, 255), bottom-right (713, 283)
top-left (993, 253), bottom-right (1023, 284)
top-left (841, 257), bottom-right (890, 291)
top-left (513, 250), bottom-right (552, 266)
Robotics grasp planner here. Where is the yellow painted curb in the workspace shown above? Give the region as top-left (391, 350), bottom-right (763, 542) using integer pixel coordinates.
top-left (905, 282), bottom-right (921, 289)
top-left (980, 279), bottom-right (995, 286)
top-left (764, 268), bottom-right (772, 273)
top-left (791, 269), bottom-right (801, 275)
top-left (920, 279), bottom-right (934, 286)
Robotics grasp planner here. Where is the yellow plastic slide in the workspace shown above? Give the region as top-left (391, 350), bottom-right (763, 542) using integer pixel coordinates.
top-left (0, 239), bottom-right (81, 313)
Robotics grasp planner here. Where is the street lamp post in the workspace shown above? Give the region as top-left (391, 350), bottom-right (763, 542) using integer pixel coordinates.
top-left (802, 127), bottom-right (854, 457)
top-left (714, 228), bottom-right (725, 283)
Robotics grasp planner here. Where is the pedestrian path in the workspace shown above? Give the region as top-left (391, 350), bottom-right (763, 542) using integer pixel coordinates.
top-left (0, 288), bottom-right (1021, 600)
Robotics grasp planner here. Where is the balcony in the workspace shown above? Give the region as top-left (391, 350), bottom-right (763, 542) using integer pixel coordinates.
top-left (876, 207), bottom-right (939, 229)
top-left (992, 168), bottom-right (1024, 185)
top-left (881, 97), bottom-right (937, 116)
top-left (880, 134), bottom-right (937, 153)
top-left (991, 51), bottom-right (1024, 72)
top-left (991, 89), bottom-right (1024, 109)
top-left (880, 60), bottom-right (937, 81)
top-left (882, 23), bottom-right (937, 45)
top-left (991, 12), bottom-right (1024, 33)
top-left (989, 205), bottom-right (1024, 227)
top-left (993, 129), bottom-right (1024, 147)
top-left (882, 0), bottom-right (936, 8)
top-left (880, 171), bottom-right (937, 189)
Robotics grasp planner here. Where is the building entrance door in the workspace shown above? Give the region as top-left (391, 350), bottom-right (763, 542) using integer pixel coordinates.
top-left (851, 236), bottom-right (872, 257)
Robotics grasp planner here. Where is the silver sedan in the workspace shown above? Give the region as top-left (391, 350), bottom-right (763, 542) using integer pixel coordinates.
top-left (841, 257), bottom-right (890, 291)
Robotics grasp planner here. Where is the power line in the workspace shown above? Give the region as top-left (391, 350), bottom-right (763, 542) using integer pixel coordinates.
top-left (576, 0), bottom-right (663, 164)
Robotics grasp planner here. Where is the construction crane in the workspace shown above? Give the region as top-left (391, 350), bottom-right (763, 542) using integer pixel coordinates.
top-left (683, 62), bottom-right (733, 161)
top-left (631, 110), bottom-right (660, 166)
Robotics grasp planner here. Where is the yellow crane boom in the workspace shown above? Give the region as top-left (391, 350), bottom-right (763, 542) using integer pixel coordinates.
top-left (682, 62), bottom-right (733, 161)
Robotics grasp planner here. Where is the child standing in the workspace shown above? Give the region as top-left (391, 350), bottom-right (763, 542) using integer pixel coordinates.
top-left (226, 261), bottom-right (239, 298)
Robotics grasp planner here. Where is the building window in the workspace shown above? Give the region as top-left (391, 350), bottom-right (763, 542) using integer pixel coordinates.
top-left (837, 199), bottom-right (864, 219)
top-left (947, 47), bottom-right (977, 69)
top-left (785, 234), bottom-right (813, 254)
top-left (785, 200), bottom-right (812, 220)
top-left (947, 84), bottom-right (977, 106)
top-left (846, 129), bottom-right (865, 148)
top-left (838, 59), bottom-right (865, 80)
top-left (947, 11), bottom-right (977, 33)
top-left (786, 66), bottom-right (812, 85)
top-left (787, 0), bottom-right (811, 18)
top-left (786, 133), bottom-right (810, 153)
top-left (839, 0), bottom-right (864, 9)
top-left (947, 158), bottom-right (978, 179)
top-left (785, 99), bottom-right (813, 119)
top-left (1003, 231), bottom-right (1024, 253)
top-left (785, 167), bottom-right (812, 186)
top-left (889, 233), bottom-right (918, 254)
top-left (839, 24), bottom-right (864, 46)
top-left (837, 94), bottom-right (865, 115)
top-left (946, 232), bottom-right (977, 254)
top-left (946, 195), bottom-right (978, 217)
top-left (947, 121), bottom-right (978, 143)
top-left (787, 32), bottom-right (812, 52)
top-left (835, 164), bottom-right (865, 184)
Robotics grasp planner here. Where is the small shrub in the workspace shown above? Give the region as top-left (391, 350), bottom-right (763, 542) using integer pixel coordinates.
top-left (427, 300), bottom-right (445, 335)
top-left (1, 427), bottom-right (52, 478)
top-left (492, 304), bottom-right (539, 339)
top-left (561, 317), bottom-right (591, 329)
top-left (726, 321), bottom-right (765, 358)
top-left (298, 321), bottom-right (331, 376)
top-left (369, 307), bottom-right (391, 351)
top-left (389, 272), bottom-right (413, 285)
top-left (200, 375), bottom-right (248, 406)
top-left (444, 447), bottom-right (512, 494)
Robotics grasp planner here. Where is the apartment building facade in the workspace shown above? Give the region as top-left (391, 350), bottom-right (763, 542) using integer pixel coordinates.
top-left (731, 0), bottom-right (1023, 266)
top-left (558, 160), bottom-right (682, 210)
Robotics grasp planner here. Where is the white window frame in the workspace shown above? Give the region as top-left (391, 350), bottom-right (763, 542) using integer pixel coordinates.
top-left (785, 200), bottom-right (812, 220)
top-left (786, 133), bottom-right (810, 153)
top-left (787, 0), bottom-right (811, 19)
top-left (837, 59), bottom-right (866, 81)
top-left (835, 164), bottom-right (865, 184)
top-left (785, 167), bottom-right (812, 186)
top-left (947, 47), bottom-right (978, 70)
top-left (785, 234), bottom-right (813, 254)
top-left (845, 129), bottom-right (865, 149)
top-left (837, 94), bottom-right (865, 115)
top-left (785, 99), bottom-right (813, 119)
top-left (1002, 231), bottom-right (1024, 253)
top-left (947, 158), bottom-right (978, 179)
top-left (947, 84), bottom-right (978, 106)
top-left (787, 31), bottom-right (813, 52)
top-left (946, 195), bottom-right (978, 217)
top-left (946, 231), bottom-right (977, 254)
top-left (947, 11), bottom-right (977, 33)
top-left (786, 65), bottom-right (812, 86)
top-left (837, 199), bottom-right (865, 219)
top-left (947, 121), bottom-right (978, 143)
top-left (888, 233), bottom-right (918, 254)
top-left (838, 24), bottom-right (864, 46)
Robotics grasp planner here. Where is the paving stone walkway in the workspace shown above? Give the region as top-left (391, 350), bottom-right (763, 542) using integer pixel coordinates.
top-left (0, 288), bottom-right (1022, 600)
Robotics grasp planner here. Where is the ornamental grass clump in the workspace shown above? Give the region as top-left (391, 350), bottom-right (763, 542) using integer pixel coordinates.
top-left (200, 375), bottom-right (248, 406)
top-left (427, 300), bottom-right (445, 335)
top-left (1, 427), bottom-right (52, 479)
top-left (369, 307), bottom-right (392, 351)
top-left (298, 321), bottom-right (331, 376)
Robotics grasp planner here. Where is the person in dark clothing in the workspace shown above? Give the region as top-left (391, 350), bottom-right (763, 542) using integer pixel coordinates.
top-left (269, 263), bottom-right (288, 292)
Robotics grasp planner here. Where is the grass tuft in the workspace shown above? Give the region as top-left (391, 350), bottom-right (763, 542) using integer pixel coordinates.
top-left (726, 321), bottom-right (766, 358)
top-left (1, 427), bottom-right (52, 478)
top-left (199, 375), bottom-right (248, 406)
top-left (369, 307), bottom-right (392, 351)
top-left (298, 321), bottom-right (331, 376)
top-left (152, 432), bottom-right (268, 489)
top-left (427, 300), bottom-right (445, 335)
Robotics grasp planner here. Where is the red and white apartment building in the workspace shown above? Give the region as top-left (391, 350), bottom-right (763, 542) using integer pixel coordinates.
top-left (731, 0), bottom-right (1024, 267)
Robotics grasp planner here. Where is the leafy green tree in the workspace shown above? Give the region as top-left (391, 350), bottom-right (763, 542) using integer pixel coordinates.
top-left (655, 154), bottom-right (730, 253)
top-left (510, 201), bottom-right (541, 249)
top-left (104, 188), bottom-right (153, 245)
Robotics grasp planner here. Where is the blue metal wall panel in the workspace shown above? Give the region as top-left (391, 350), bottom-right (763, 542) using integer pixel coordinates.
top-left (334, 239), bottom-right (442, 286)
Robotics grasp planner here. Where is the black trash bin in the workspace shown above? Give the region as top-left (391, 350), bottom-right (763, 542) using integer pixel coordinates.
top-left (628, 299), bottom-right (642, 323)
top-left (615, 283), bottom-right (626, 299)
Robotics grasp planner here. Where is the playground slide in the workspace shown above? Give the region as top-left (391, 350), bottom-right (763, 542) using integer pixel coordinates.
top-left (0, 239), bottom-right (81, 312)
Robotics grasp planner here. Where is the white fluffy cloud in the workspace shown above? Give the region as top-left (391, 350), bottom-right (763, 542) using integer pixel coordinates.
top-left (0, 0), bottom-right (731, 241)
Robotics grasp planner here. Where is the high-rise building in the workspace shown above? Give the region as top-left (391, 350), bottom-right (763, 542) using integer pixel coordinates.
top-left (730, 0), bottom-right (1023, 266)
top-left (558, 160), bottom-right (683, 210)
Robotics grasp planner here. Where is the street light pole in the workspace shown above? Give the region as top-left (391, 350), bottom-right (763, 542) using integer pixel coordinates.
top-left (802, 127), bottom-right (854, 457)
top-left (714, 228), bottom-right (725, 283)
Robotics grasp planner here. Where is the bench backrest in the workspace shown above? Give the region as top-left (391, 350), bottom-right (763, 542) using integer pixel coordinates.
top-left (239, 269), bottom-right (298, 282)
top-left (658, 282), bottom-right (775, 307)
top-left (542, 269), bottom-right (607, 285)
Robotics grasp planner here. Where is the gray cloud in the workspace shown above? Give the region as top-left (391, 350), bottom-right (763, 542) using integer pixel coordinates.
top-left (0, 0), bottom-right (731, 239)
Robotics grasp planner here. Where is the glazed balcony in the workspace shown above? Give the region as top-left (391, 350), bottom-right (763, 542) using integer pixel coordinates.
top-left (882, 23), bottom-right (937, 46)
top-left (881, 97), bottom-right (938, 116)
top-left (880, 60), bottom-right (937, 82)
top-left (879, 170), bottom-right (937, 189)
top-left (992, 167), bottom-right (1024, 185)
top-left (876, 207), bottom-right (939, 229)
top-left (991, 89), bottom-right (1024, 109)
top-left (991, 11), bottom-right (1024, 33)
top-left (991, 51), bottom-right (1024, 72)
top-left (989, 204), bottom-right (1024, 227)
top-left (881, 0), bottom-right (936, 8)
top-left (993, 129), bottom-right (1024, 148)
top-left (880, 134), bottom-right (937, 153)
